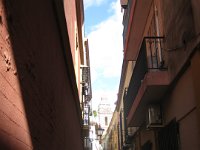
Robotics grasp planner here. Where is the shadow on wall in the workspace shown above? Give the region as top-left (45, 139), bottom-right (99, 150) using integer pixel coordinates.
top-left (0, 138), bottom-right (10, 150)
top-left (0, 0), bottom-right (82, 149)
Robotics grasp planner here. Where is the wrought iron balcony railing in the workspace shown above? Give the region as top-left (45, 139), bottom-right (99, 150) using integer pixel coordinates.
top-left (124, 37), bottom-right (166, 120)
top-left (82, 66), bottom-right (92, 102)
top-left (144, 37), bottom-right (166, 70)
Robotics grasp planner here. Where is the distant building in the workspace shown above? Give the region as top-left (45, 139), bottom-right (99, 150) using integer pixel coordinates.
top-left (98, 98), bottom-right (113, 132)
top-left (102, 108), bottom-right (119, 150)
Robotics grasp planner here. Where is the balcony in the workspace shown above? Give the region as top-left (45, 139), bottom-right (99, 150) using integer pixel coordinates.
top-left (83, 125), bottom-right (90, 137)
top-left (84, 137), bottom-right (93, 150)
top-left (122, 0), bottom-right (153, 60)
top-left (124, 37), bottom-right (170, 127)
top-left (82, 66), bottom-right (92, 102)
top-left (83, 104), bottom-right (91, 137)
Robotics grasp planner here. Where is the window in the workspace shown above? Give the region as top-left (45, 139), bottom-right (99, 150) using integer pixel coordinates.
top-left (105, 117), bottom-right (108, 126)
top-left (158, 119), bottom-right (180, 150)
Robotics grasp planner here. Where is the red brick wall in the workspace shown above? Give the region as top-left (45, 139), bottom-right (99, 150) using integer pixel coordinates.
top-left (0, 0), bottom-right (83, 149)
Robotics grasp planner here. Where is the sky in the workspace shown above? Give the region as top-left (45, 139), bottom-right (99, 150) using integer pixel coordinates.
top-left (83, 0), bottom-right (123, 110)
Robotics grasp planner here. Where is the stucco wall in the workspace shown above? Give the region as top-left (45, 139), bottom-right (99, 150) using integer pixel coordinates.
top-left (163, 67), bottom-right (196, 122)
top-left (0, 0), bottom-right (83, 149)
top-left (163, 67), bottom-right (200, 150)
top-left (63, 0), bottom-right (81, 95)
top-left (162, 0), bottom-right (195, 81)
top-left (161, 1), bottom-right (200, 149)
top-left (191, 0), bottom-right (200, 34)
top-left (63, 0), bottom-right (77, 62)
top-left (140, 130), bottom-right (155, 150)
top-left (191, 50), bottom-right (200, 139)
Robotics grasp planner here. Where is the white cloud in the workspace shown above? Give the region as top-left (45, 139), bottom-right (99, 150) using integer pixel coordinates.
top-left (88, 0), bottom-right (123, 79)
top-left (84, 0), bottom-right (106, 9)
top-left (87, 0), bottom-right (123, 109)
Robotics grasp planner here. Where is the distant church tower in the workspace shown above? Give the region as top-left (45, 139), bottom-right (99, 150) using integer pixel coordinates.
top-left (98, 97), bottom-right (113, 132)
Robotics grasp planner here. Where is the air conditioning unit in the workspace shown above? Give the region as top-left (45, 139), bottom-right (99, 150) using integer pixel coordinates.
top-left (146, 105), bottom-right (163, 128)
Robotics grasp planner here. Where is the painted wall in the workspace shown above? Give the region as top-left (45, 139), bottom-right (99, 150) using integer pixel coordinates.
top-left (126, 0), bottom-right (200, 149)
top-left (163, 67), bottom-right (200, 150)
top-left (162, 0), bottom-right (195, 80)
top-left (0, 0), bottom-right (83, 149)
top-left (64, 0), bottom-right (82, 95)
top-left (191, 51), bottom-right (200, 138)
top-left (161, 0), bottom-right (200, 148)
top-left (140, 130), bottom-right (155, 150)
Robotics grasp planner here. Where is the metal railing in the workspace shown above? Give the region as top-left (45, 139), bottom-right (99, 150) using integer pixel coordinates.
top-left (124, 37), bottom-right (166, 122)
top-left (144, 37), bottom-right (166, 69)
top-left (158, 120), bottom-right (179, 150)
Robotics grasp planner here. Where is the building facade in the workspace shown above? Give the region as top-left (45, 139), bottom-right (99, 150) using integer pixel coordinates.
top-left (82, 39), bottom-right (93, 150)
top-left (117, 0), bottom-right (200, 150)
top-left (0, 0), bottom-right (90, 149)
top-left (98, 98), bottom-right (114, 132)
top-left (102, 109), bottom-right (119, 150)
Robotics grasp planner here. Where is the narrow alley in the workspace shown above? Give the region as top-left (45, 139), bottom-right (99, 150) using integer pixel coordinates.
top-left (0, 0), bottom-right (200, 150)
